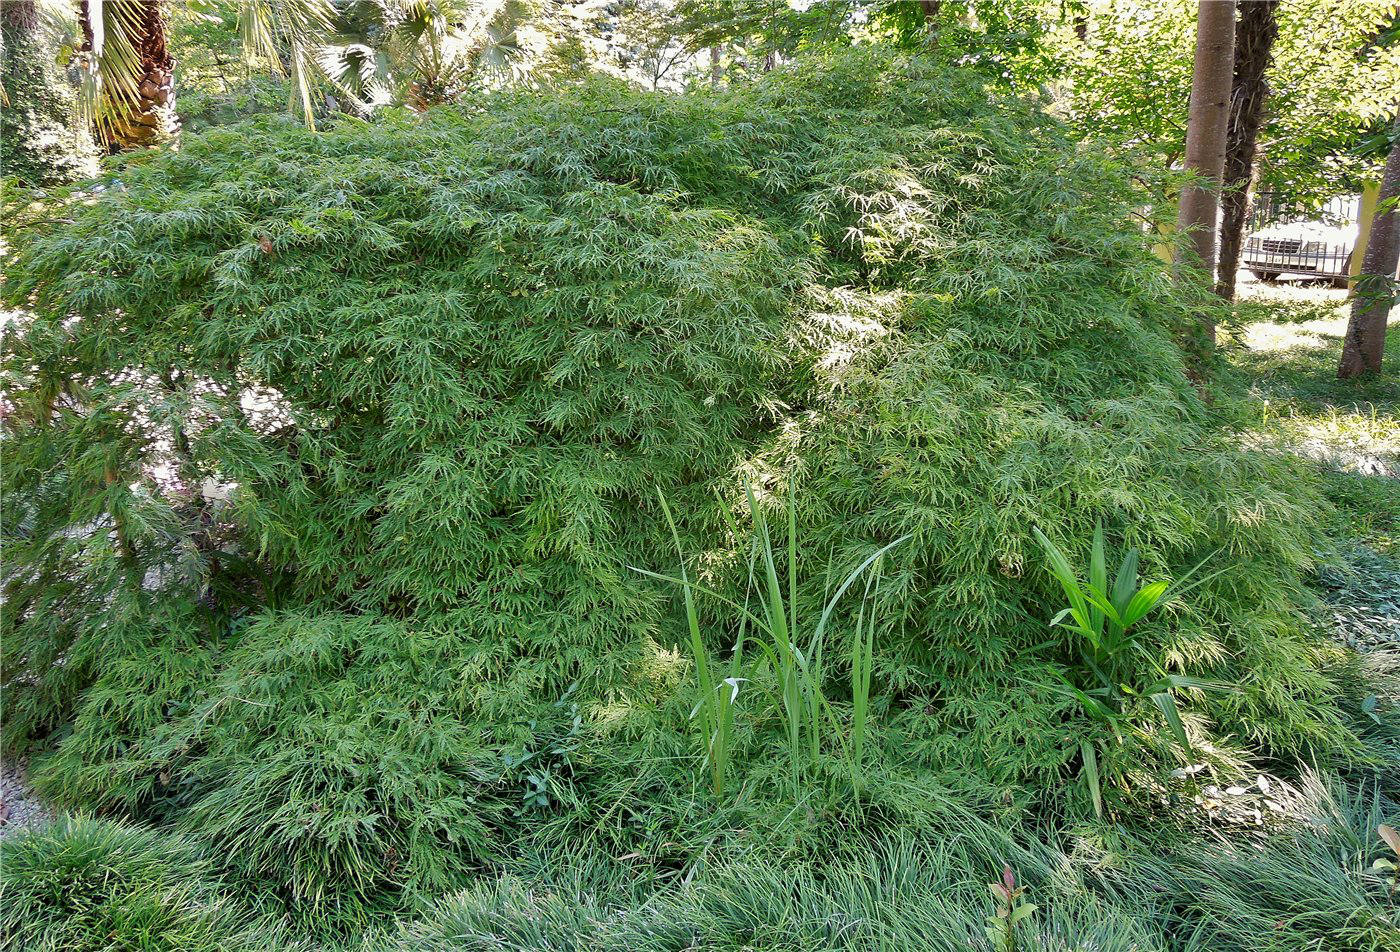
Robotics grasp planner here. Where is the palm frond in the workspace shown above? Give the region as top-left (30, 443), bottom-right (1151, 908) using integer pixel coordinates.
top-left (75, 0), bottom-right (148, 142)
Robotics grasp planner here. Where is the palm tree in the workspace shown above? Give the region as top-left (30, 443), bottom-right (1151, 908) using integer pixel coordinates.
top-left (324, 0), bottom-right (533, 112)
top-left (74, 0), bottom-right (175, 149)
top-left (72, 0), bottom-right (542, 150)
top-left (73, 0), bottom-right (332, 149)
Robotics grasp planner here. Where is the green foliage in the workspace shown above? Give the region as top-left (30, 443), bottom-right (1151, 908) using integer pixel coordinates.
top-left (380, 773), bottom-right (1400, 951)
top-left (1059, 0), bottom-right (1400, 208)
top-left (177, 73), bottom-right (294, 134)
top-left (1, 46), bottom-right (1364, 928)
top-left (0, 3), bottom-right (97, 188)
top-left (639, 478), bottom-right (906, 799)
top-left (985, 864), bottom-right (1036, 952)
top-left (0, 816), bottom-right (290, 952)
top-left (1033, 523), bottom-right (1226, 815)
top-left (380, 832), bottom-right (1159, 952)
top-left (1119, 773), bottom-right (1400, 952)
top-left (36, 611), bottom-right (550, 932)
top-left (647, 487), bottom-right (746, 798)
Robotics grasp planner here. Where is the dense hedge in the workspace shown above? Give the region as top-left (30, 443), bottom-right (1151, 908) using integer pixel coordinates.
top-left (1, 49), bottom-right (1359, 929)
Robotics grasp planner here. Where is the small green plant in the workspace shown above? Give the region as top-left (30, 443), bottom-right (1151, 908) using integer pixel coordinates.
top-left (1033, 523), bottom-right (1224, 816)
top-left (0, 817), bottom-right (287, 952)
top-left (847, 569), bottom-right (882, 791)
top-left (636, 477), bottom-right (906, 799)
top-left (985, 864), bottom-right (1036, 952)
top-left (654, 488), bottom-right (748, 799)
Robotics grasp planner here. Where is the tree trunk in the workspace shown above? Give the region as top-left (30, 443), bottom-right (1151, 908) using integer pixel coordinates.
top-left (710, 45), bottom-right (721, 87)
top-left (1175, 0), bottom-right (1236, 343)
top-left (1214, 0), bottom-right (1278, 301)
top-left (1349, 179), bottom-right (1382, 291)
top-left (920, 0), bottom-right (942, 40)
top-left (1339, 120), bottom-right (1400, 378)
top-left (79, 0), bottom-right (177, 151)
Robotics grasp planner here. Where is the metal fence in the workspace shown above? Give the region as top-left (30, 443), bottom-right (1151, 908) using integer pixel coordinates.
top-left (1243, 191), bottom-right (1356, 280)
top-left (1249, 192), bottom-right (1360, 231)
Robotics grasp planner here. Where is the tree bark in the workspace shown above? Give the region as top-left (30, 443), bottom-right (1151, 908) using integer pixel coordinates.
top-left (919, 0), bottom-right (942, 40)
top-left (710, 45), bottom-right (721, 87)
top-left (2, 0), bottom-right (38, 31)
top-left (1339, 120), bottom-right (1400, 378)
top-left (1214, 0), bottom-right (1278, 301)
top-left (1175, 0), bottom-right (1236, 343)
top-left (79, 0), bottom-right (177, 151)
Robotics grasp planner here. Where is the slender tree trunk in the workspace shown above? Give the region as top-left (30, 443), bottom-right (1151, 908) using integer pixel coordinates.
top-left (79, 0), bottom-right (177, 151)
top-left (1349, 179), bottom-right (1382, 291)
top-left (1175, 0), bottom-right (1236, 344)
top-left (1339, 120), bottom-right (1400, 378)
top-left (710, 45), bottom-right (721, 87)
top-left (920, 0), bottom-right (942, 40)
top-left (1215, 0), bottom-right (1278, 301)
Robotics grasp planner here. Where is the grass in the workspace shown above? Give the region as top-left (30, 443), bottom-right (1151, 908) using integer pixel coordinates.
top-left (7, 772), bottom-right (1398, 951)
top-left (1225, 281), bottom-right (1399, 657)
top-left (635, 478), bottom-right (907, 801)
top-left (373, 770), bottom-right (1400, 951)
top-left (1227, 280), bottom-right (1398, 489)
top-left (0, 816), bottom-right (291, 952)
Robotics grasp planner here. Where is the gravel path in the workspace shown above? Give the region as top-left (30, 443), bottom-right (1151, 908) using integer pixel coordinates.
top-left (0, 757), bottom-right (55, 839)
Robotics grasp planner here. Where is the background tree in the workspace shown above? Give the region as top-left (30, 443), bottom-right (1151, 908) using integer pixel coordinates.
top-left (1254, 0), bottom-right (1400, 214)
top-left (1339, 115), bottom-right (1399, 378)
top-left (603, 0), bottom-right (696, 91)
top-left (1214, 0), bottom-right (1279, 301)
top-left (1174, 0), bottom-right (1236, 316)
top-left (1061, 0), bottom-right (1398, 226)
top-left (1, 0), bottom-right (96, 185)
top-left (74, 0), bottom-right (178, 149)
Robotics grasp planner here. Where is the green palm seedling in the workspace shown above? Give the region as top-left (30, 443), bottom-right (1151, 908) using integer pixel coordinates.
top-left (1032, 523), bottom-right (1224, 817)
